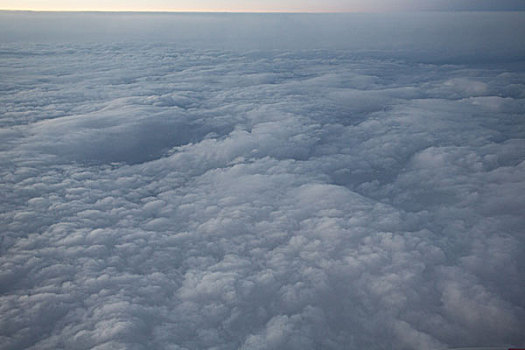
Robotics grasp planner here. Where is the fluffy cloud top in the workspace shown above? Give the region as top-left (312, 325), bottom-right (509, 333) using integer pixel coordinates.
top-left (1, 12), bottom-right (524, 350)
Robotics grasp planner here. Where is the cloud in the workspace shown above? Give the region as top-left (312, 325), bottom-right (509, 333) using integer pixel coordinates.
top-left (1, 12), bottom-right (524, 350)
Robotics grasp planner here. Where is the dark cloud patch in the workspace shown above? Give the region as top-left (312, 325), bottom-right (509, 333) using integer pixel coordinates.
top-left (1, 12), bottom-right (525, 350)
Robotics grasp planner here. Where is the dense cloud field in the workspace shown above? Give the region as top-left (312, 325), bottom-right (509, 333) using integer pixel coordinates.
top-left (1, 12), bottom-right (524, 349)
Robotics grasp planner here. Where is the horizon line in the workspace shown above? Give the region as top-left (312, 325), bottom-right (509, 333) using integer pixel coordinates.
top-left (0, 9), bottom-right (407, 14)
top-left (1, 8), bottom-right (525, 14)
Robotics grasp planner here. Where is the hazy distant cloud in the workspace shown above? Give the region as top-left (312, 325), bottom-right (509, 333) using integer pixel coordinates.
top-left (1, 12), bottom-right (524, 350)
top-left (2, 12), bottom-right (525, 64)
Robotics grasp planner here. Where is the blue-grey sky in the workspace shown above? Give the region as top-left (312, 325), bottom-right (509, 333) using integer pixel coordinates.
top-left (1, 0), bottom-right (525, 12)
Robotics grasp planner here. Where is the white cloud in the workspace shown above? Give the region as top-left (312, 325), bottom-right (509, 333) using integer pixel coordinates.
top-left (1, 12), bottom-right (524, 350)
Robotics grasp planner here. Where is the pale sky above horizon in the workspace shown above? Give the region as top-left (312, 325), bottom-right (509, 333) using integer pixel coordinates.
top-left (1, 0), bottom-right (525, 12)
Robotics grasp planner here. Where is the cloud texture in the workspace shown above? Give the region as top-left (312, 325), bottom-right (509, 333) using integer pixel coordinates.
top-left (1, 12), bottom-right (525, 350)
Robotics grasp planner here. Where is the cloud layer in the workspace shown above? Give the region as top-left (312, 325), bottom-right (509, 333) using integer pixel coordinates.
top-left (1, 12), bottom-right (525, 350)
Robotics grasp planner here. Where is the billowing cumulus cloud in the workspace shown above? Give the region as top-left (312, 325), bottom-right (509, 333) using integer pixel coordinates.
top-left (1, 12), bottom-right (524, 350)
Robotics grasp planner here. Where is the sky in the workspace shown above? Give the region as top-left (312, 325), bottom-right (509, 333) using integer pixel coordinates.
top-left (1, 0), bottom-right (525, 12)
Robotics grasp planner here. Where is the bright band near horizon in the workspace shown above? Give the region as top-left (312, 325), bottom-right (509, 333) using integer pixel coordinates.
top-left (2, 0), bottom-right (525, 12)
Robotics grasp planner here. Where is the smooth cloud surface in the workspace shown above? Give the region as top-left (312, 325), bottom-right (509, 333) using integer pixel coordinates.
top-left (1, 12), bottom-right (525, 350)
